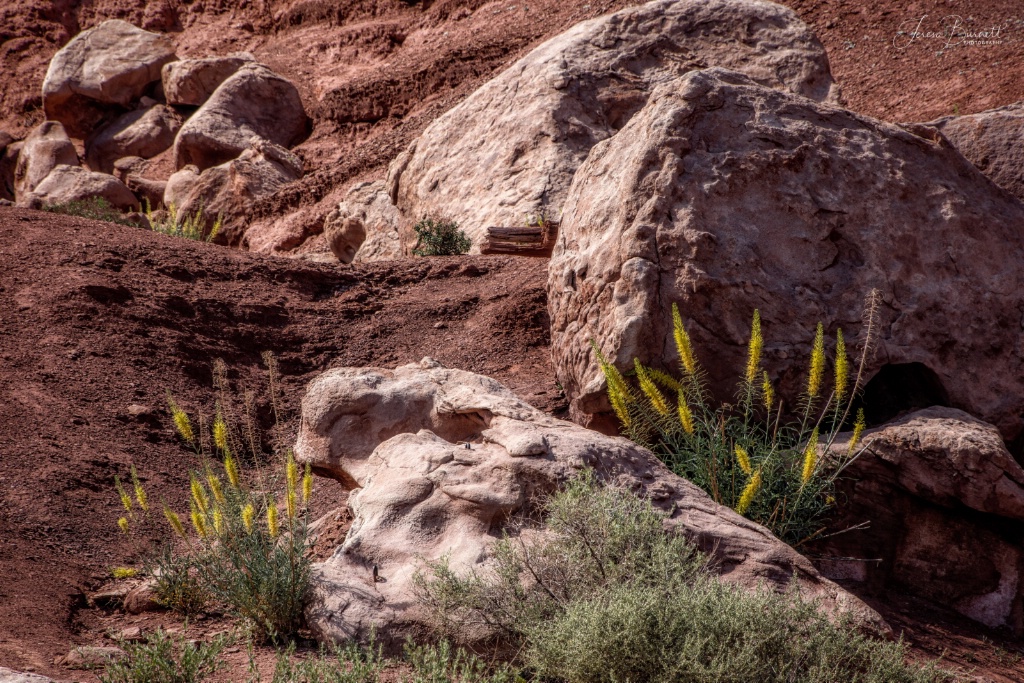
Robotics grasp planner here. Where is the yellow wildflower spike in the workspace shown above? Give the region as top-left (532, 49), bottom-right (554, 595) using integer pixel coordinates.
top-left (213, 413), bottom-right (229, 453)
top-left (223, 454), bottom-right (240, 489)
top-left (647, 367), bottom-right (681, 393)
top-left (635, 359), bottom-right (670, 415)
top-left (168, 396), bottom-right (195, 444)
top-left (267, 498), bottom-right (280, 538)
top-left (677, 391), bottom-right (694, 435)
top-left (592, 341), bottom-right (634, 427)
top-left (114, 476), bottom-right (132, 513)
top-left (807, 323), bottom-right (826, 398)
top-left (834, 328), bottom-right (849, 402)
top-left (286, 486), bottom-right (297, 521)
top-left (242, 503), bottom-right (255, 533)
top-left (164, 506), bottom-right (186, 539)
top-left (286, 451), bottom-right (299, 495)
top-left (207, 472), bottom-right (225, 505)
top-left (130, 466), bottom-right (148, 512)
top-left (745, 310), bottom-right (763, 385)
top-left (212, 507), bottom-right (224, 536)
top-left (848, 408), bottom-right (867, 455)
top-left (111, 567), bottom-right (138, 579)
top-left (736, 470), bottom-right (762, 516)
top-left (761, 371), bottom-right (775, 412)
top-left (734, 445), bottom-right (752, 475)
top-left (190, 502), bottom-right (208, 539)
top-left (608, 386), bottom-right (631, 428)
top-left (118, 517), bottom-right (130, 534)
top-left (302, 463), bottom-right (313, 504)
top-left (801, 428), bottom-right (820, 485)
top-left (672, 303), bottom-right (697, 375)
top-left (190, 476), bottom-right (209, 515)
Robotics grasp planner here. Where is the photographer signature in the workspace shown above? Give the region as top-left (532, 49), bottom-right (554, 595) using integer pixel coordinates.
top-left (894, 15), bottom-right (1006, 50)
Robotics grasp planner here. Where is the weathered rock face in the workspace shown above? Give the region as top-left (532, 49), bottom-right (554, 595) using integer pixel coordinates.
top-left (18, 164), bottom-right (139, 211)
top-left (928, 102), bottom-right (1024, 204)
top-left (547, 68), bottom-right (1024, 442)
top-left (386, 0), bottom-right (838, 251)
top-left (162, 52), bottom-right (255, 106)
top-left (326, 181), bottom-right (403, 262)
top-left (0, 667), bottom-right (58, 683)
top-left (324, 216), bottom-right (366, 264)
top-left (295, 359), bottom-right (882, 644)
top-left (173, 63), bottom-right (308, 171)
top-left (42, 20), bottom-right (177, 137)
top-left (85, 104), bottom-right (182, 173)
top-left (13, 121), bottom-right (78, 198)
top-left (164, 138), bottom-right (303, 244)
top-left (819, 408), bottom-right (1024, 633)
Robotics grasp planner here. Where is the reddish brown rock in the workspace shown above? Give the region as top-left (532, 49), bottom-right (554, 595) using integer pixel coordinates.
top-left (161, 53), bottom-right (255, 107)
top-left (295, 359), bottom-right (883, 644)
top-left (85, 104), bottom-right (182, 174)
top-left (13, 121), bottom-right (78, 199)
top-left (18, 164), bottom-right (139, 211)
top-left (547, 68), bottom-right (1024, 443)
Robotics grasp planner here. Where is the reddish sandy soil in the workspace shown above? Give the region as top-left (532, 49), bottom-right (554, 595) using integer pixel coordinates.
top-left (1, 0), bottom-right (1024, 680)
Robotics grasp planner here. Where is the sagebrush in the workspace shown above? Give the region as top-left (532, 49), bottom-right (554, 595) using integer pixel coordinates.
top-left (145, 199), bottom-right (223, 242)
top-left (100, 628), bottom-right (226, 683)
top-left (44, 196), bottom-right (136, 225)
top-left (415, 475), bottom-right (949, 683)
top-left (595, 292), bottom-right (882, 546)
top-left (412, 217), bottom-right (471, 256)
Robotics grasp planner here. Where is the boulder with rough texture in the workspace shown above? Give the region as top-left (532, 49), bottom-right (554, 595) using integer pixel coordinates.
top-left (18, 164), bottom-right (138, 211)
top-left (928, 102), bottom-right (1024, 204)
top-left (85, 104), bottom-right (182, 173)
top-left (164, 138), bottom-right (303, 244)
top-left (42, 20), bottom-right (177, 137)
top-left (547, 68), bottom-right (1024, 442)
top-left (13, 122), bottom-right (78, 198)
top-left (386, 0), bottom-right (838, 251)
top-left (0, 667), bottom-right (58, 683)
top-left (820, 408), bottom-right (1024, 633)
top-left (173, 63), bottom-right (308, 171)
top-left (324, 181), bottom-right (403, 262)
top-left (324, 216), bottom-right (366, 264)
top-left (295, 359), bottom-right (882, 644)
top-left (162, 52), bottom-right (255, 106)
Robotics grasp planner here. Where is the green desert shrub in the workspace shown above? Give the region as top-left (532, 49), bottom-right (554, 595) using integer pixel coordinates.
top-left (145, 200), bottom-right (223, 242)
top-left (595, 291), bottom-right (883, 546)
top-left (149, 545), bottom-right (209, 616)
top-left (416, 475), bottom-right (949, 683)
top-left (44, 196), bottom-right (135, 225)
top-left (100, 628), bottom-right (226, 683)
top-left (412, 217), bottom-right (471, 256)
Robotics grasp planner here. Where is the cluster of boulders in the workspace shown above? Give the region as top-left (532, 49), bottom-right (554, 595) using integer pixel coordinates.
top-left (0, 20), bottom-right (308, 243)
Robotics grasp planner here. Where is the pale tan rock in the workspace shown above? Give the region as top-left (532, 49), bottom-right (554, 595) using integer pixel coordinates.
top-left (324, 216), bottom-right (366, 264)
top-left (63, 646), bottom-right (124, 670)
top-left (0, 667), bottom-right (58, 683)
top-left (19, 165), bottom-right (138, 211)
top-left (173, 63), bottom-right (308, 171)
top-left (85, 104), bottom-right (182, 173)
top-left (164, 138), bottom-right (303, 244)
top-left (822, 408), bottom-right (1024, 632)
top-left (387, 0), bottom-right (838, 251)
top-left (161, 52), bottom-right (255, 106)
top-left (296, 359), bottom-right (883, 644)
top-left (14, 122), bottom-right (78, 198)
top-left (325, 181), bottom-right (403, 262)
top-left (123, 578), bottom-right (162, 614)
top-left (42, 20), bottom-right (177, 137)
top-left (927, 102), bottom-right (1024, 203)
top-left (547, 68), bottom-right (1024, 442)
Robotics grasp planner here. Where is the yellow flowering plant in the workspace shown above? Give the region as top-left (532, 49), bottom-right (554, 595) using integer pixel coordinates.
top-left (595, 293), bottom-right (879, 547)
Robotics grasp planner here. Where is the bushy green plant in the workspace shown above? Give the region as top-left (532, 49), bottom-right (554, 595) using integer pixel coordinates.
top-left (416, 475), bottom-right (949, 683)
top-left (145, 200), bottom-right (223, 242)
top-left (149, 545), bottom-right (210, 616)
top-left (402, 639), bottom-right (517, 683)
top-left (256, 640), bottom-right (386, 683)
top-left (595, 292), bottom-right (882, 546)
top-left (100, 628), bottom-right (226, 683)
top-left (43, 197), bottom-right (136, 225)
top-left (412, 217), bottom-right (471, 256)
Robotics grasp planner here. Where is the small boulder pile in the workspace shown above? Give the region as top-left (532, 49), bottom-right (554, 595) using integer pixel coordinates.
top-left (0, 19), bottom-right (308, 242)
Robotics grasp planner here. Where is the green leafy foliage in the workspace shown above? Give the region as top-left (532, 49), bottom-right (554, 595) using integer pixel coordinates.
top-left (100, 629), bottom-right (226, 683)
top-left (43, 197), bottom-right (136, 225)
top-left (412, 217), bottom-right (471, 256)
top-left (415, 475), bottom-right (950, 683)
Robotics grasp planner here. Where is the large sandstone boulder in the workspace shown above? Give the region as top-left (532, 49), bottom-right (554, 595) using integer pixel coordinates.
top-left (820, 408), bottom-right (1024, 633)
top-left (325, 181), bottom-right (403, 262)
top-left (42, 20), bottom-right (177, 137)
top-left (324, 216), bottom-right (366, 264)
top-left (164, 138), bottom-right (303, 244)
top-left (85, 104), bottom-right (182, 173)
top-left (928, 102), bottom-right (1024, 204)
top-left (18, 164), bottom-right (138, 211)
top-left (295, 359), bottom-right (882, 644)
top-left (547, 68), bottom-right (1024, 442)
top-left (162, 52), bottom-right (255, 106)
top-left (0, 667), bottom-right (58, 683)
top-left (13, 122), bottom-right (79, 198)
top-left (385, 0), bottom-right (838, 251)
top-left (173, 63), bottom-right (308, 171)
